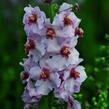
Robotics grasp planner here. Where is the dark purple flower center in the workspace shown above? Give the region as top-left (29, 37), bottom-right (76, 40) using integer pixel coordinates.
top-left (60, 46), bottom-right (71, 57)
top-left (28, 14), bottom-right (37, 23)
top-left (25, 39), bottom-right (35, 54)
top-left (46, 28), bottom-right (56, 39)
top-left (40, 68), bottom-right (50, 79)
top-left (70, 68), bottom-right (80, 79)
top-left (63, 16), bottom-right (72, 25)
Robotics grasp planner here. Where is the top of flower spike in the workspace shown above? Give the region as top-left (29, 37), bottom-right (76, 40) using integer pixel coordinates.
top-left (53, 3), bottom-right (81, 29)
top-left (23, 3), bottom-right (81, 38)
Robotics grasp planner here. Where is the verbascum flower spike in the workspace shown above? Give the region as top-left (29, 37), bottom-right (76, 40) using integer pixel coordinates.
top-left (20, 2), bottom-right (87, 109)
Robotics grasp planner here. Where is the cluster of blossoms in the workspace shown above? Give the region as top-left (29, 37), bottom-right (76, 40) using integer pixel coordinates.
top-left (20, 2), bottom-right (87, 109)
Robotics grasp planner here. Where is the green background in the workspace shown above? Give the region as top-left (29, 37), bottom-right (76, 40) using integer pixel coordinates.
top-left (0, 0), bottom-right (109, 109)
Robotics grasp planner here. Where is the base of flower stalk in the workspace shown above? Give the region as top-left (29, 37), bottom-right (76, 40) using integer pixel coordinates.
top-left (38, 91), bottom-right (67, 109)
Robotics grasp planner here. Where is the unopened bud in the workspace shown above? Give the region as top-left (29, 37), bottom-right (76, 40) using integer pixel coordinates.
top-left (20, 71), bottom-right (29, 80)
top-left (75, 27), bottom-right (84, 38)
top-left (73, 3), bottom-right (80, 11)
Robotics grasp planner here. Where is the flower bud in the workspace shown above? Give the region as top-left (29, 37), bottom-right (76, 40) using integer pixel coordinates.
top-left (20, 71), bottom-right (29, 80)
top-left (73, 3), bottom-right (80, 11)
top-left (75, 27), bottom-right (84, 38)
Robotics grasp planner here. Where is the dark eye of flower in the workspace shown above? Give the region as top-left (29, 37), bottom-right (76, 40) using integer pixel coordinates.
top-left (25, 39), bottom-right (35, 54)
top-left (63, 16), bottom-right (72, 25)
top-left (46, 28), bottom-right (56, 39)
top-left (28, 14), bottom-right (37, 23)
top-left (40, 68), bottom-right (50, 79)
top-left (60, 46), bottom-right (71, 57)
top-left (70, 68), bottom-right (80, 79)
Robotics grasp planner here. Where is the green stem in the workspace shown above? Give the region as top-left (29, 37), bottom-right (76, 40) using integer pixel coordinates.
top-left (49, 4), bottom-right (53, 22)
top-left (48, 92), bottom-right (53, 109)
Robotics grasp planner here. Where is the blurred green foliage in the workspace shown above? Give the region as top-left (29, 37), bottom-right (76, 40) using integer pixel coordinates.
top-left (0, 0), bottom-right (109, 109)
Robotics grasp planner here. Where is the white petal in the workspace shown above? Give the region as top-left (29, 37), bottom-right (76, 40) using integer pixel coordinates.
top-left (57, 36), bottom-right (78, 48)
top-left (63, 70), bottom-right (70, 80)
top-left (35, 80), bottom-right (53, 95)
top-left (22, 57), bottom-right (37, 72)
top-left (36, 40), bottom-right (46, 55)
top-left (28, 51), bottom-right (40, 63)
top-left (50, 73), bottom-right (61, 87)
top-left (29, 66), bottom-right (41, 79)
top-left (68, 36), bottom-right (78, 47)
top-left (29, 88), bottom-right (37, 97)
top-left (67, 48), bottom-right (80, 66)
top-left (45, 38), bottom-right (60, 53)
top-left (24, 5), bottom-right (32, 13)
top-left (53, 13), bottom-right (64, 27)
top-left (75, 66), bottom-right (87, 83)
top-left (73, 100), bottom-right (81, 109)
top-left (59, 91), bottom-right (69, 101)
top-left (69, 12), bottom-right (81, 28)
top-left (64, 78), bottom-right (75, 93)
top-left (40, 54), bottom-right (66, 71)
top-left (45, 55), bottom-right (66, 71)
top-left (55, 88), bottom-right (69, 101)
top-left (59, 3), bottom-right (73, 12)
top-left (56, 26), bottom-right (75, 38)
top-left (73, 82), bottom-right (81, 93)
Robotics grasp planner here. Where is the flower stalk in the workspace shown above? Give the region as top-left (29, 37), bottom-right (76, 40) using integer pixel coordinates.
top-left (20, 1), bottom-right (87, 109)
